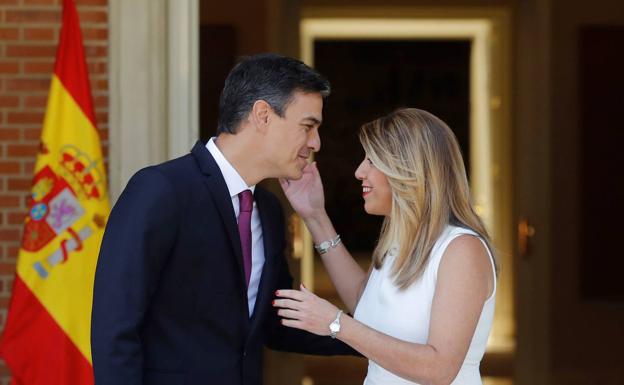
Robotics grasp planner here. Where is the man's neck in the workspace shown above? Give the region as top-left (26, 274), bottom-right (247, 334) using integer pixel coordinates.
top-left (214, 132), bottom-right (265, 186)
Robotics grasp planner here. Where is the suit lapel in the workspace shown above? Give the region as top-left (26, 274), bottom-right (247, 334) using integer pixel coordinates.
top-left (191, 141), bottom-right (248, 302)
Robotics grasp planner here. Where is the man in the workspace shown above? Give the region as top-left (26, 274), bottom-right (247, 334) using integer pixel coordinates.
top-left (91, 54), bottom-right (352, 385)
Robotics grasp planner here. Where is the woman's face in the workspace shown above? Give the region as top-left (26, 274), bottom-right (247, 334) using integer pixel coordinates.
top-left (355, 156), bottom-right (392, 216)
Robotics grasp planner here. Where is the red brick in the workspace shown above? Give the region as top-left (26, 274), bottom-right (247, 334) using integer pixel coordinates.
top-left (24, 95), bottom-right (49, 108)
top-left (6, 10), bottom-right (60, 23)
top-left (23, 161), bottom-right (35, 175)
top-left (0, 28), bottom-right (19, 40)
top-left (6, 45), bottom-right (57, 58)
top-left (8, 178), bottom-right (31, 191)
top-left (0, 196), bottom-right (20, 208)
top-left (23, 0), bottom-right (59, 3)
top-left (6, 78), bottom-right (50, 92)
top-left (93, 95), bottom-right (107, 108)
top-left (96, 111), bottom-right (108, 124)
top-left (82, 28), bottom-right (107, 41)
top-left (78, 10), bottom-right (107, 23)
top-left (0, 96), bottom-right (19, 108)
top-left (84, 45), bottom-right (107, 57)
top-left (0, 227), bottom-right (18, 244)
top-left (7, 246), bottom-right (20, 259)
top-left (91, 79), bottom-right (108, 91)
top-left (7, 112), bottom-right (44, 125)
top-left (23, 61), bottom-right (55, 74)
top-left (87, 61), bottom-right (107, 75)
top-left (0, 162), bottom-right (21, 174)
top-left (0, 62), bottom-right (19, 74)
top-left (8, 212), bottom-right (27, 226)
top-left (24, 28), bottom-right (55, 41)
top-left (0, 129), bottom-right (20, 140)
top-left (0, 264), bottom-right (15, 275)
top-left (7, 144), bottom-right (38, 157)
top-left (75, 0), bottom-right (107, 5)
top-left (98, 128), bottom-right (108, 141)
top-left (24, 128), bottom-right (42, 140)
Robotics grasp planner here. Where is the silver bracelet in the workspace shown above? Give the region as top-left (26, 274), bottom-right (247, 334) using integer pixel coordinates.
top-left (313, 234), bottom-right (341, 255)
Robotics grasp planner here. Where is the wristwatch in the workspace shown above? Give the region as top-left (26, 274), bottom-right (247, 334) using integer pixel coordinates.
top-left (329, 309), bottom-right (343, 339)
top-left (314, 234), bottom-right (342, 255)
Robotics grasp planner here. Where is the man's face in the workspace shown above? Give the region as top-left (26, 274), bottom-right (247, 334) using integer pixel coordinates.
top-left (265, 91), bottom-right (323, 179)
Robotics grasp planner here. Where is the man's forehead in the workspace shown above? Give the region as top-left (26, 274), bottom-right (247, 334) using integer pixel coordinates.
top-left (287, 92), bottom-right (323, 122)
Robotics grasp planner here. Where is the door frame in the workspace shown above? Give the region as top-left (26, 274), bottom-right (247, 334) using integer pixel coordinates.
top-left (298, 6), bottom-right (515, 355)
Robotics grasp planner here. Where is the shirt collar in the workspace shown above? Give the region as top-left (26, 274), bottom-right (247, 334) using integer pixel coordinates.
top-left (206, 137), bottom-right (256, 198)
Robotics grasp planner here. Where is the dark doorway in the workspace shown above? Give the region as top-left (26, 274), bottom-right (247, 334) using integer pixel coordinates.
top-left (313, 39), bottom-right (471, 255)
top-left (305, 39), bottom-right (471, 385)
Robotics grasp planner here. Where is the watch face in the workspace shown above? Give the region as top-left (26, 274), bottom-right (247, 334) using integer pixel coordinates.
top-left (330, 322), bottom-right (340, 333)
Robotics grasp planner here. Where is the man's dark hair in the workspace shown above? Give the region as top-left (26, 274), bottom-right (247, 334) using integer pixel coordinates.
top-left (217, 53), bottom-right (331, 134)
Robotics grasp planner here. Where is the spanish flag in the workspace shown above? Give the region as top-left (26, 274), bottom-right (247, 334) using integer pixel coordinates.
top-left (0, 0), bottom-right (110, 384)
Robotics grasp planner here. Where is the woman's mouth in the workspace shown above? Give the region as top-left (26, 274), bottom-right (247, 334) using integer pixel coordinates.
top-left (362, 186), bottom-right (372, 197)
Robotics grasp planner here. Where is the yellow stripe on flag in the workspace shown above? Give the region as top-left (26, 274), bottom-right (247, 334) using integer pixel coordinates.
top-left (16, 75), bottom-right (110, 364)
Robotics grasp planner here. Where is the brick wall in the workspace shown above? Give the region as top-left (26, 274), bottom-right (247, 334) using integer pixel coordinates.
top-left (0, 0), bottom-right (108, 382)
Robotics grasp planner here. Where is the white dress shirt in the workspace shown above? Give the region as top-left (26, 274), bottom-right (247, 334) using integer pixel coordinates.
top-left (206, 138), bottom-right (265, 316)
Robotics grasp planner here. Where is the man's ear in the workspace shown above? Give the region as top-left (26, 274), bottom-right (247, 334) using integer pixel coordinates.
top-left (250, 100), bottom-right (271, 132)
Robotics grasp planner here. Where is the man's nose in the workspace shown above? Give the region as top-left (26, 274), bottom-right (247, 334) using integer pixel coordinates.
top-left (308, 129), bottom-right (321, 152)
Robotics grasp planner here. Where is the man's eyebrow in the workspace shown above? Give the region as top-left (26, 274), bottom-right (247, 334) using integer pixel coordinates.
top-left (302, 116), bottom-right (322, 125)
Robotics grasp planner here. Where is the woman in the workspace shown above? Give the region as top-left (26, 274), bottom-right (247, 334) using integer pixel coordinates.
top-left (274, 108), bottom-right (498, 384)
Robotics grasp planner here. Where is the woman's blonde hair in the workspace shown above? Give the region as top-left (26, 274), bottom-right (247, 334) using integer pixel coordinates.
top-left (359, 108), bottom-right (497, 289)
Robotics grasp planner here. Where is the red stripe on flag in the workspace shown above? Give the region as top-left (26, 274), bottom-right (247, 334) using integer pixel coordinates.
top-left (54, 0), bottom-right (97, 128)
top-left (0, 276), bottom-right (94, 385)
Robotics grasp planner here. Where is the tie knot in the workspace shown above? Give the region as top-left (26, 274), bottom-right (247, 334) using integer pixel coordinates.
top-left (239, 190), bottom-right (253, 213)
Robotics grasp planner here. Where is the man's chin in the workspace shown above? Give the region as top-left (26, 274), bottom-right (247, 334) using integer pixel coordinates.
top-left (288, 170), bottom-right (304, 180)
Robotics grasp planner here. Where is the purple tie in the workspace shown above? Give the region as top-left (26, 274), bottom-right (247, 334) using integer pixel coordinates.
top-left (238, 190), bottom-right (253, 287)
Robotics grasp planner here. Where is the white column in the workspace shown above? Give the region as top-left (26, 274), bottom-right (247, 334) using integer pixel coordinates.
top-left (109, 0), bottom-right (199, 202)
top-left (167, 0), bottom-right (199, 160)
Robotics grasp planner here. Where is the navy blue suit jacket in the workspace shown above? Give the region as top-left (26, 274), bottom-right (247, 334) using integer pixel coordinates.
top-left (91, 141), bottom-right (354, 385)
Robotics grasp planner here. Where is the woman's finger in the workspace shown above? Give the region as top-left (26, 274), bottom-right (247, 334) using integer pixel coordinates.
top-left (273, 298), bottom-right (303, 310)
top-left (277, 308), bottom-right (300, 320)
top-left (275, 289), bottom-right (305, 301)
top-left (281, 318), bottom-right (306, 330)
top-left (278, 178), bottom-right (290, 192)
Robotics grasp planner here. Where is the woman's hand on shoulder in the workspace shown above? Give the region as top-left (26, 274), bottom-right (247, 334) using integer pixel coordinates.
top-left (273, 284), bottom-right (339, 336)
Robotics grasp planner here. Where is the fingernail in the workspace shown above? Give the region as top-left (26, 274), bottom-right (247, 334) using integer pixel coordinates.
top-left (281, 319), bottom-right (284, 325)
top-left (275, 290), bottom-right (279, 296)
top-left (272, 300), bottom-right (275, 306)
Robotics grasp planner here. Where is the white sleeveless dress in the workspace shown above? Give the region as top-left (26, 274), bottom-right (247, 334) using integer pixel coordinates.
top-left (353, 225), bottom-right (497, 385)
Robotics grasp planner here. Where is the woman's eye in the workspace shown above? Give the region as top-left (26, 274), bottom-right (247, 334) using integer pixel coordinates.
top-left (367, 158), bottom-right (373, 165)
